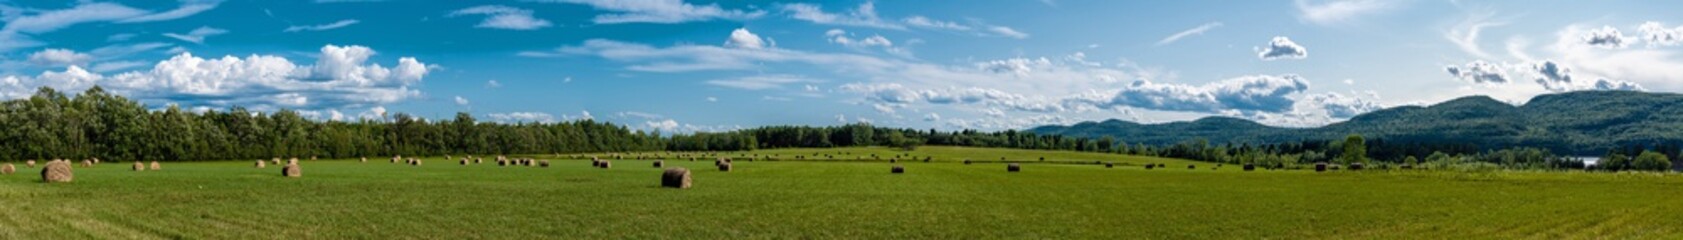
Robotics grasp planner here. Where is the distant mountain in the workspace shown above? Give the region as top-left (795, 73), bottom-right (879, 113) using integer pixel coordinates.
top-left (1029, 91), bottom-right (1683, 155)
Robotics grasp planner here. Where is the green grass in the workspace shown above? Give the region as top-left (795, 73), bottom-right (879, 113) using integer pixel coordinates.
top-left (2, 147), bottom-right (1681, 239)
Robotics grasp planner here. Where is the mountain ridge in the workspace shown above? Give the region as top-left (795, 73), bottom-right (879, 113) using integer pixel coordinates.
top-left (1029, 90), bottom-right (1683, 155)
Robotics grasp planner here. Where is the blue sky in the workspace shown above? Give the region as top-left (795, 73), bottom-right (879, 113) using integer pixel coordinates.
top-left (3, 0), bottom-right (1683, 133)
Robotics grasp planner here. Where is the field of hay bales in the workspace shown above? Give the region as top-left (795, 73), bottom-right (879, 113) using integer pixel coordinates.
top-left (1, 146), bottom-right (1681, 239)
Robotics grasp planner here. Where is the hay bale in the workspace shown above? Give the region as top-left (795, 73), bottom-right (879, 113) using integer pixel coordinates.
top-left (282, 163), bottom-right (301, 177)
top-left (652, 160), bottom-right (664, 168)
top-left (82, 160), bottom-right (93, 167)
top-left (1243, 164), bottom-right (1256, 171)
top-left (539, 160), bottom-right (550, 167)
top-left (1187, 164), bottom-right (1195, 170)
top-left (963, 159), bottom-right (972, 165)
top-left (289, 158), bottom-right (299, 165)
top-left (1104, 163), bottom-right (1114, 168)
top-left (150, 161), bottom-right (161, 170)
top-left (132, 161), bottom-right (145, 171)
top-left (476, 158), bottom-right (483, 164)
top-left (391, 155), bottom-right (401, 163)
top-left (460, 159), bottom-right (469, 165)
top-left (891, 165), bottom-right (905, 174)
top-left (599, 160), bottom-right (612, 169)
top-left (1315, 162), bottom-right (1328, 172)
top-left (1, 163), bottom-right (14, 174)
top-left (361, 157), bottom-right (368, 163)
top-left (662, 168), bottom-right (692, 189)
top-left (93, 158), bottom-right (101, 164)
top-left (1145, 164), bottom-right (1156, 170)
top-left (500, 159), bottom-right (509, 166)
top-left (41, 160), bottom-right (73, 183)
top-left (1349, 162), bottom-right (1365, 171)
top-left (717, 162), bottom-right (732, 172)
top-left (1007, 163), bottom-right (1021, 172)
top-left (411, 158), bottom-right (423, 166)
top-left (256, 160), bottom-right (267, 168)
top-left (27, 160), bottom-right (35, 168)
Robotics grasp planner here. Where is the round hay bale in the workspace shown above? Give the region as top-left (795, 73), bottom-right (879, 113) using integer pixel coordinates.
top-left (1187, 164), bottom-right (1195, 170)
top-left (93, 158), bottom-right (101, 164)
top-left (1157, 163), bottom-right (1166, 168)
top-left (476, 158), bottom-right (483, 164)
top-left (1145, 164), bottom-right (1156, 170)
top-left (460, 159), bottom-right (469, 165)
top-left (499, 159), bottom-right (509, 166)
top-left (149, 161), bottom-right (161, 170)
top-left (1007, 163), bottom-right (1021, 172)
top-left (662, 168), bottom-right (692, 189)
top-left (1104, 163), bottom-right (1114, 168)
top-left (27, 160), bottom-right (36, 168)
top-left (361, 157), bottom-right (368, 163)
top-left (1315, 162), bottom-right (1328, 172)
top-left (539, 160), bottom-right (550, 167)
top-left (411, 159), bottom-right (423, 166)
top-left (256, 160), bottom-right (267, 168)
top-left (391, 155), bottom-right (401, 163)
top-left (890, 159), bottom-right (896, 163)
top-left (289, 158), bottom-right (299, 165)
top-left (132, 161), bottom-right (145, 171)
top-left (1243, 164), bottom-right (1256, 171)
top-left (652, 160), bottom-right (664, 168)
top-left (963, 159), bottom-right (972, 165)
top-left (599, 160), bottom-right (612, 169)
top-left (1349, 162), bottom-right (1365, 171)
top-left (717, 162), bottom-right (732, 172)
top-left (41, 160), bottom-right (73, 183)
top-left (891, 165), bottom-right (905, 174)
top-left (1, 163), bottom-right (14, 174)
top-left (282, 163), bottom-right (301, 177)
top-left (82, 160), bottom-right (93, 167)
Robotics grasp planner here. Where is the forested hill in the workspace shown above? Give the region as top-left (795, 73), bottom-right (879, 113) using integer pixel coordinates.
top-left (1029, 90), bottom-right (1683, 155)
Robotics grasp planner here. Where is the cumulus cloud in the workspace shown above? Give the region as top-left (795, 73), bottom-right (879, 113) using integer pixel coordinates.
top-left (1444, 59), bottom-right (1644, 92)
top-left (161, 26), bottom-right (227, 44)
top-left (27, 49), bottom-right (93, 67)
top-left (454, 96), bottom-right (469, 106)
top-left (0, 44), bottom-right (430, 110)
top-left (922, 112), bottom-right (940, 122)
top-left (1257, 36), bottom-right (1308, 60)
top-left (1294, 0), bottom-right (1395, 25)
top-left (485, 79), bottom-right (501, 88)
top-left (284, 19), bottom-right (360, 32)
top-left (724, 28), bottom-right (767, 49)
top-left (705, 74), bottom-right (820, 90)
top-left (1638, 21), bottom-right (1683, 47)
top-left (1582, 25), bottom-right (1630, 49)
top-left (532, 0), bottom-right (764, 24)
top-left (1445, 60), bottom-right (1509, 83)
top-left (826, 29), bottom-right (892, 48)
top-left (449, 5), bottom-right (551, 30)
top-left (486, 112), bottom-right (556, 123)
top-left (1087, 75), bottom-right (1311, 113)
top-left (1158, 22), bottom-right (1222, 46)
top-left (976, 57), bottom-right (1052, 76)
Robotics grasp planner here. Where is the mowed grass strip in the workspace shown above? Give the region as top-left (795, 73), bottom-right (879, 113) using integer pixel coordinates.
top-left (0, 147), bottom-right (1678, 239)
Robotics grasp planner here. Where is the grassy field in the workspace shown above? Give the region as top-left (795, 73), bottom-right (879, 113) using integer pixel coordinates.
top-left (2, 146), bottom-right (1681, 239)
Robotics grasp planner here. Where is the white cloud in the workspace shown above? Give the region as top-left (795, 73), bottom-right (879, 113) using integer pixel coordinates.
top-left (1294, 0), bottom-right (1395, 25)
top-left (449, 5), bottom-right (552, 30)
top-left (781, 2), bottom-right (904, 30)
top-left (487, 112), bottom-right (556, 123)
top-left (1257, 36), bottom-right (1308, 60)
top-left (162, 26), bottom-right (228, 44)
top-left (0, 2), bottom-right (213, 52)
top-left (117, 1), bottom-right (221, 23)
top-left (1443, 59), bottom-right (1646, 92)
top-left (107, 33), bottom-right (137, 42)
top-left (1445, 11), bottom-right (1506, 59)
top-left (454, 96), bottom-right (469, 106)
top-left (1542, 24), bottom-right (1683, 90)
top-left (1582, 25), bottom-right (1631, 49)
top-left (0, 44), bottom-right (430, 110)
top-left (706, 74), bottom-right (820, 90)
top-left (615, 111), bottom-right (664, 120)
top-left (923, 112), bottom-right (940, 122)
top-left (89, 61), bottom-right (148, 72)
top-left (285, 19), bottom-right (360, 32)
top-left (902, 16), bottom-right (969, 31)
top-left (826, 29), bottom-right (893, 48)
top-left (485, 79), bottom-right (502, 88)
top-left (976, 57), bottom-right (1051, 76)
top-left (1638, 21), bottom-right (1683, 47)
top-left (1157, 22), bottom-right (1222, 46)
top-left (1084, 75), bottom-right (1312, 113)
top-left (1445, 60), bottom-right (1509, 83)
top-left (987, 26), bottom-right (1030, 39)
top-left (724, 28), bottom-right (767, 49)
top-left (533, 0), bottom-right (764, 24)
top-left (27, 48), bottom-right (93, 67)
top-left (706, 96), bottom-right (717, 102)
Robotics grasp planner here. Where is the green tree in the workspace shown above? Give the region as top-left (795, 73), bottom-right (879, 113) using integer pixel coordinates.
top-left (1633, 150), bottom-right (1672, 172)
top-left (1340, 134), bottom-right (1367, 165)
